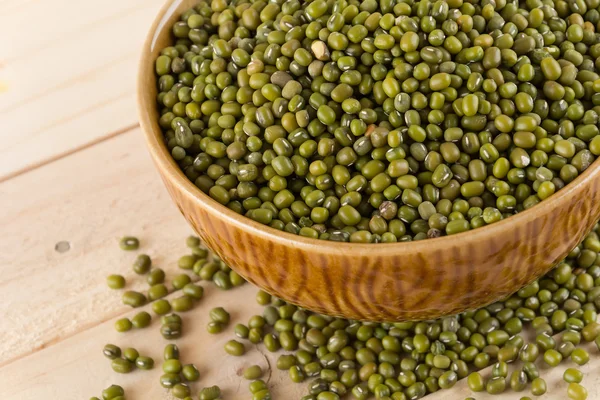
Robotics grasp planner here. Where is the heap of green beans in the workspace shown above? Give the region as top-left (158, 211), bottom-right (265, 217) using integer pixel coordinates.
top-left (102, 236), bottom-right (244, 398)
top-left (156, 0), bottom-right (600, 242)
top-left (103, 344), bottom-right (155, 374)
top-left (159, 344), bottom-right (201, 397)
top-left (231, 223), bottom-right (600, 400)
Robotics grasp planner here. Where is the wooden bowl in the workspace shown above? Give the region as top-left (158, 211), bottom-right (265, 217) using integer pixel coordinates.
top-left (138, 0), bottom-right (600, 321)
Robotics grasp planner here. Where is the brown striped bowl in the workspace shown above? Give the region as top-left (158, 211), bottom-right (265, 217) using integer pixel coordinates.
top-left (138, 0), bottom-right (600, 321)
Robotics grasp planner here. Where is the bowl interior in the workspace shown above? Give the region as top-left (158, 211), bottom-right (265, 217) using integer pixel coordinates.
top-left (139, 0), bottom-right (600, 254)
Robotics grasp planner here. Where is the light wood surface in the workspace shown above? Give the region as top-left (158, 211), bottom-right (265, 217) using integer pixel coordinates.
top-left (1, 0), bottom-right (599, 399)
top-left (0, 132), bottom-right (190, 365)
top-left (0, 0), bottom-right (164, 180)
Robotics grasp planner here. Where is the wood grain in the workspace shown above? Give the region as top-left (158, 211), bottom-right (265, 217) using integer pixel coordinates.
top-left (0, 284), bottom-right (303, 400)
top-left (0, 279), bottom-right (598, 400)
top-left (1, 0), bottom-right (600, 399)
top-left (0, 130), bottom-right (193, 365)
top-left (0, 0), bottom-right (164, 180)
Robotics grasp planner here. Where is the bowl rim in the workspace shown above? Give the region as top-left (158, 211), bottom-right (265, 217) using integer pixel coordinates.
top-left (137, 0), bottom-right (600, 258)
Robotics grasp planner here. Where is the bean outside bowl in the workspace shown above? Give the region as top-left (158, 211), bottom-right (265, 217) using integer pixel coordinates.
top-left (138, 0), bottom-right (600, 321)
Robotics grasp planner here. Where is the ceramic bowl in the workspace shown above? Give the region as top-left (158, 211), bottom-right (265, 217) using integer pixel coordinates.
top-left (138, 0), bottom-right (600, 321)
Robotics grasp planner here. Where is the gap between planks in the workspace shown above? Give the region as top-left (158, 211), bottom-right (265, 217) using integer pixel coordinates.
top-left (0, 281), bottom-right (202, 369)
top-left (0, 54), bottom-right (132, 115)
top-left (0, 122), bottom-right (139, 183)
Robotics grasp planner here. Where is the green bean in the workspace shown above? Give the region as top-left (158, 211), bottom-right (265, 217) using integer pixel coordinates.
top-left (164, 344), bottom-right (179, 360)
top-left (243, 365), bottom-right (263, 380)
top-left (510, 369), bottom-right (527, 392)
top-left (102, 385), bottom-right (124, 400)
top-left (177, 364), bottom-right (197, 381)
top-left (531, 378), bottom-right (547, 396)
top-left (152, 299), bottom-right (172, 315)
top-left (178, 255), bottom-right (196, 270)
top-left (249, 380), bottom-right (268, 394)
top-left (567, 382), bottom-right (588, 400)
top-left (163, 359), bottom-right (182, 374)
top-left (171, 295), bottom-right (194, 312)
top-left (122, 347), bottom-right (139, 362)
top-left (147, 268), bottom-right (165, 285)
top-left (172, 383), bottom-right (191, 399)
top-left (114, 318), bottom-right (132, 332)
top-left (172, 274), bottom-right (192, 290)
top-left (119, 236), bottom-right (139, 250)
top-left (224, 340), bottom-right (245, 356)
top-left (133, 254), bottom-right (152, 274)
top-left (182, 283), bottom-right (203, 299)
top-left (135, 356), bottom-right (154, 370)
top-left (564, 368), bottom-right (584, 384)
top-left (486, 376), bottom-right (506, 394)
top-left (111, 358), bottom-right (133, 374)
top-left (186, 235), bottom-right (200, 248)
top-left (207, 321), bottom-right (224, 334)
top-left (102, 344), bottom-right (121, 360)
top-left (160, 373), bottom-right (181, 388)
top-left (161, 322), bottom-right (182, 339)
top-left (122, 291), bottom-right (147, 307)
top-left (198, 385), bottom-right (221, 400)
top-left (210, 307), bottom-right (230, 324)
top-left (571, 348), bottom-right (590, 365)
top-left (106, 275), bottom-right (125, 289)
top-left (131, 311), bottom-right (152, 328)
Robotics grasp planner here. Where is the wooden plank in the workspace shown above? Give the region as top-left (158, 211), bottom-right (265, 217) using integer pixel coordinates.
top-left (0, 0), bottom-right (35, 15)
top-left (0, 0), bottom-right (164, 179)
top-left (0, 130), bottom-right (193, 364)
top-left (2, 1), bottom-right (599, 398)
top-left (0, 254), bottom-right (598, 400)
top-left (1, 128), bottom-right (599, 397)
top-left (0, 0), bottom-right (153, 61)
top-left (0, 284), bottom-right (597, 400)
top-left (0, 284), bottom-right (305, 400)
top-left (0, 70), bottom-right (136, 181)
top-left (0, 0), bottom-right (158, 107)
top-left (1, 298), bottom-right (597, 400)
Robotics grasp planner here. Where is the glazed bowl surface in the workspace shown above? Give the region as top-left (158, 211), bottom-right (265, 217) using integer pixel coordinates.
top-left (138, 0), bottom-right (600, 321)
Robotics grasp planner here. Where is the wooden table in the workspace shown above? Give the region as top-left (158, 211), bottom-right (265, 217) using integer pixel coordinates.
top-left (1, 1), bottom-right (598, 398)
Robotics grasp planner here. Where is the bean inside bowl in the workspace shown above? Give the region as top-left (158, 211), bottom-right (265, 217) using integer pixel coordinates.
top-left (139, 0), bottom-right (600, 321)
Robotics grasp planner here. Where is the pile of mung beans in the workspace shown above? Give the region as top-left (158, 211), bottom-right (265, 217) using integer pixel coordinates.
top-left (226, 224), bottom-right (600, 400)
top-left (156, 0), bottom-right (600, 242)
top-left (100, 223), bottom-right (600, 399)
